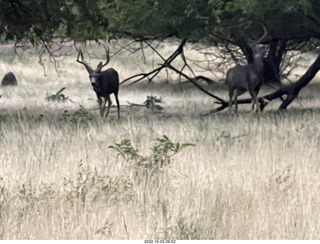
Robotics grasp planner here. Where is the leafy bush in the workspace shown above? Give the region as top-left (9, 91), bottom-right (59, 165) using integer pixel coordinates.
top-left (109, 135), bottom-right (195, 191)
top-left (109, 135), bottom-right (195, 169)
top-left (61, 105), bottom-right (94, 124)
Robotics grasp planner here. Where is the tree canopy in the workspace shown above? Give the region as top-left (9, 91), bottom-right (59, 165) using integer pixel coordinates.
top-left (0, 0), bottom-right (107, 43)
top-left (1, 0), bottom-right (319, 43)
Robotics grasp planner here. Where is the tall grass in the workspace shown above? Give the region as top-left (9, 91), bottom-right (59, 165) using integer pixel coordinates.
top-left (0, 41), bottom-right (320, 239)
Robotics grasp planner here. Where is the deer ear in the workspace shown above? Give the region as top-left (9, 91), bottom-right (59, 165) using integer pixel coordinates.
top-left (84, 64), bottom-right (93, 73)
top-left (97, 62), bottom-right (103, 71)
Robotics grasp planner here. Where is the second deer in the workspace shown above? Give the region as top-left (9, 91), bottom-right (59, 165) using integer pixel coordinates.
top-left (77, 46), bottom-right (120, 119)
top-left (226, 43), bottom-right (268, 114)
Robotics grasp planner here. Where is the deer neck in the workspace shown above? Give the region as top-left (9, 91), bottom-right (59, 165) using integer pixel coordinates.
top-left (253, 56), bottom-right (264, 72)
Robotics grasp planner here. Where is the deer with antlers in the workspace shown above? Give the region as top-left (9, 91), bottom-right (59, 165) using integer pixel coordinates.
top-left (226, 28), bottom-right (268, 114)
top-left (77, 46), bottom-right (120, 119)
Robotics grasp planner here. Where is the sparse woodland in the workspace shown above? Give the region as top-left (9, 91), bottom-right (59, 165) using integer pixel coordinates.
top-left (0, 0), bottom-right (320, 240)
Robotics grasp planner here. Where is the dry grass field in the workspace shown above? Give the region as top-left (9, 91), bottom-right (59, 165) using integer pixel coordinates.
top-left (0, 40), bottom-right (320, 239)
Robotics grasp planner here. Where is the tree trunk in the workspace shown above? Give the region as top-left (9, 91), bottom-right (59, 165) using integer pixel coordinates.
top-left (263, 52), bottom-right (320, 109)
top-left (263, 40), bottom-right (286, 84)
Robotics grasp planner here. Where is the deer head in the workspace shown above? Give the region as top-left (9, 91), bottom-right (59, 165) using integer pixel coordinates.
top-left (77, 45), bottom-right (110, 87)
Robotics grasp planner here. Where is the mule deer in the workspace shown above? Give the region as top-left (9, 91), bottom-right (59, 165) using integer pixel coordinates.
top-left (77, 46), bottom-right (120, 119)
top-left (226, 43), bottom-right (268, 114)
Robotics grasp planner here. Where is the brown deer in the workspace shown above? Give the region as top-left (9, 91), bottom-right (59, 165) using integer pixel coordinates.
top-left (77, 46), bottom-right (120, 119)
top-left (226, 44), bottom-right (268, 114)
top-left (226, 28), bottom-right (268, 114)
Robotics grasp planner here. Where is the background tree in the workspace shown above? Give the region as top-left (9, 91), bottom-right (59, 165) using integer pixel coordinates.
top-left (98, 0), bottom-right (217, 40)
top-left (0, 0), bottom-right (108, 44)
top-left (97, 0), bottom-right (320, 85)
top-left (1, 0), bottom-right (320, 112)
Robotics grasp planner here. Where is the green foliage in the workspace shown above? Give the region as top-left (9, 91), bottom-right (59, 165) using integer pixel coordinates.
top-left (234, 0), bottom-right (311, 17)
top-left (109, 136), bottom-right (195, 194)
top-left (109, 135), bottom-right (195, 168)
top-left (153, 135), bottom-right (195, 157)
top-left (61, 106), bottom-right (94, 124)
top-left (144, 96), bottom-right (164, 111)
top-left (1, 0), bottom-right (319, 48)
top-left (209, 0), bottom-right (318, 42)
top-left (0, 0), bottom-right (108, 43)
top-left (46, 87), bottom-right (69, 102)
top-left (99, 0), bottom-right (217, 40)
top-left (209, 0), bottom-right (312, 21)
top-left (108, 139), bottom-right (142, 161)
top-left (149, 135), bottom-right (195, 168)
top-left (60, 0), bottom-right (108, 41)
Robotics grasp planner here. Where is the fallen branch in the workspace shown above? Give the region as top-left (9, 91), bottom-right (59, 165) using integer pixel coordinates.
top-left (163, 63), bottom-right (226, 103)
top-left (127, 102), bottom-right (146, 107)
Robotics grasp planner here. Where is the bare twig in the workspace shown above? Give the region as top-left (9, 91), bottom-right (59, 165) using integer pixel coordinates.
top-left (163, 63), bottom-right (226, 103)
top-left (120, 39), bottom-right (187, 85)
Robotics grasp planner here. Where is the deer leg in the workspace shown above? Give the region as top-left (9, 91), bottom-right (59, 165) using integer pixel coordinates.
top-left (234, 93), bottom-right (239, 114)
top-left (234, 90), bottom-right (244, 114)
top-left (97, 96), bottom-right (102, 108)
top-left (249, 91), bottom-right (260, 113)
top-left (104, 95), bottom-right (112, 118)
top-left (250, 95), bottom-right (255, 111)
top-left (97, 96), bottom-right (105, 117)
top-left (114, 91), bottom-right (120, 119)
top-left (228, 89), bottom-right (234, 114)
top-left (100, 97), bottom-right (107, 117)
top-left (254, 95), bottom-right (261, 113)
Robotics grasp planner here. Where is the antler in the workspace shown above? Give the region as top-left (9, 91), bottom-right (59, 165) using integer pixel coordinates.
top-left (101, 45), bottom-right (110, 68)
top-left (76, 45), bottom-right (110, 71)
top-left (249, 23), bottom-right (268, 44)
top-left (77, 50), bottom-right (86, 65)
top-left (256, 24), bottom-right (268, 43)
top-left (76, 50), bottom-right (93, 72)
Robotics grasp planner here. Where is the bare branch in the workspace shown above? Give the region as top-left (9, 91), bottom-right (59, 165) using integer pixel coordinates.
top-left (38, 49), bottom-right (47, 76)
top-left (120, 39), bottom-right (187, 85)
top-left (144, 40), bottom-right (166, 62)
top-left (163, 63), bottom-right (226, 104)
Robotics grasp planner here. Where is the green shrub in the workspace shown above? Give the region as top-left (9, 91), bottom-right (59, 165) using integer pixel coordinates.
top-left (109, 135), bottom-right (195, 169)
